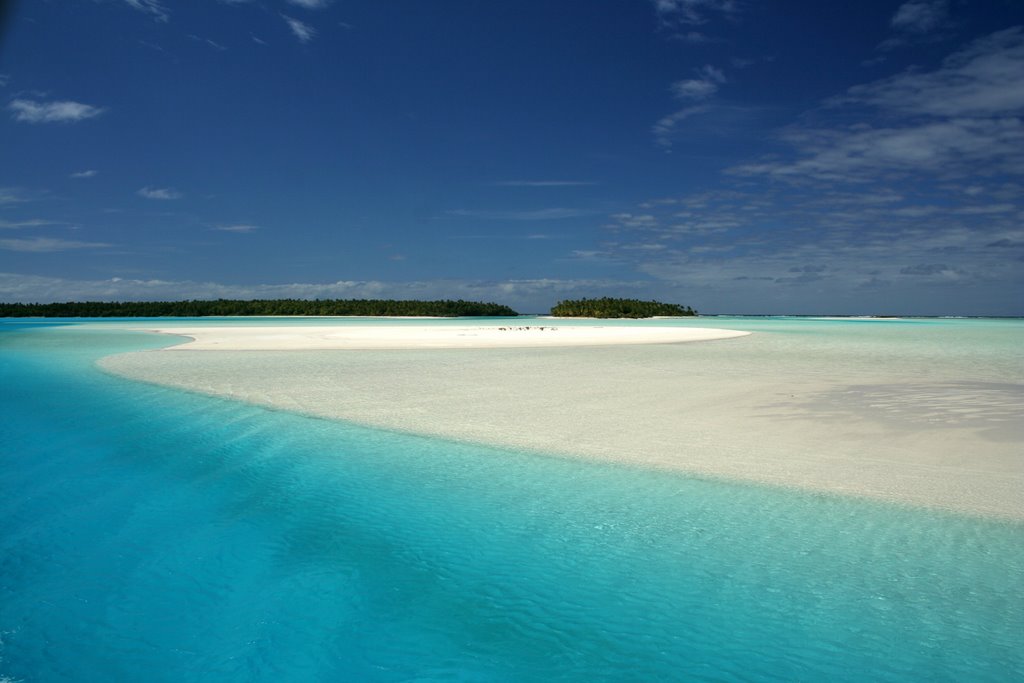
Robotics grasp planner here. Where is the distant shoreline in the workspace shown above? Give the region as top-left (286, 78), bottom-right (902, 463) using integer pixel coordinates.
top-left (7, 313), bottom-right (1022, 320)
top-left (0, 299), bottom-right (519, 318)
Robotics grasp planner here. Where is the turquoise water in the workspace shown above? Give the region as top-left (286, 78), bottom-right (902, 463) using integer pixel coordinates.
top-left (1, 320), bottom-right (1022, 681)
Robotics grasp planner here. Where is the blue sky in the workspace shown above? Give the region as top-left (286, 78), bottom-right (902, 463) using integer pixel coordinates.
top-left (1, 0), bottom-right (1022, 314)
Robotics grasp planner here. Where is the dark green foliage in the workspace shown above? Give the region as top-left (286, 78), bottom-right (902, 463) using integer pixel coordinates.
top-left (550, 297), bottom-right (696, 318)
top-left (0, 298), bottom-right (519, 318)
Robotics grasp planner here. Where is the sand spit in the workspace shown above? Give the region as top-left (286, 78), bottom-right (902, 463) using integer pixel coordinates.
top-left (98, 324), bottom-right (1024, 521)
top-left (140, 324), bottom-right (751, 350)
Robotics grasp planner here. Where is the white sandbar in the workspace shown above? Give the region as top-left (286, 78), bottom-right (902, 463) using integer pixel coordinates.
top-left (143, 324), bottom-right (751, 350)
top-left (98, 322), bottom-right (1024, 520)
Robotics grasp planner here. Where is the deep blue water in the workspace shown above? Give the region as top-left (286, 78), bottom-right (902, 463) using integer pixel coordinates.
top-left (1, 321), bottom-right (1022, 681)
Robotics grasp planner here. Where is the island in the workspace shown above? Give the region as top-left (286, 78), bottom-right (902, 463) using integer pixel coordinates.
top-left (550, 297), bottom-right (697, 318)
top-left (0, 298), bottom-right (519, 318)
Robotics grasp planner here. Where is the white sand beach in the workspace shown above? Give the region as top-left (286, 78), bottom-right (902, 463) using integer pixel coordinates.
top-left (98, 322), bottom-right (1024, 520)
top-left (142, 324), bottom-right (752, 350)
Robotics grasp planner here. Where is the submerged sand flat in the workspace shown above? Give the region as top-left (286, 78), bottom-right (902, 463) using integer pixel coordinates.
top-left (98, 323), bottom-right (1024, 520)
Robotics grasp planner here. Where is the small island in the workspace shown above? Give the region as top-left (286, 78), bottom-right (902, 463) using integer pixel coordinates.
top-left (550, 297), bottom-right (697, 318)
top-left (0, 298), bottom-right (519, 318)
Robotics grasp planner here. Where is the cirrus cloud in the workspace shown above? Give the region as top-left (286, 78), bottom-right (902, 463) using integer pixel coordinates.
top-left (652, 0), bottom-right (739, 26)
top-left (286, 0), bottom-right (331, 8)
top-left (122, 0), bottom-right (169, 22)
top-left (730, 28), bottom-right (1024, 182)
top-left (0, 237), bottom-right (113, 253)
top-left (283, 16), bottom-right (316, 43)
top-left (890, 0), bottom-right (948, 35)
top-left (213, 224), bottom-right (259, 233)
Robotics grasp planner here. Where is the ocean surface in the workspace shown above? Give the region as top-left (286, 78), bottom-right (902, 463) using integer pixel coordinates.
top-left (1, 317), bottom-right (1022, 682)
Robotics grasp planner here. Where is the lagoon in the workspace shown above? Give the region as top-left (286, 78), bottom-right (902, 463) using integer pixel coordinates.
top-left (1, 318), bottom-right (1022, 681)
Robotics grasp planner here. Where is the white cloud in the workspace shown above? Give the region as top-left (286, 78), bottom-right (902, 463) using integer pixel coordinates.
top-left (0, 219), bottom-right (59, 230)
top-left (731, 118), bottom-right (1024, 181)
top-left (137, 187), bottom-right (182, 200)
top-left (674, 31), bottom-right (712, 44)
top-left (0, 238), bottom-right (112, 253)
top-left (890, 0), bottom-right (948, 34)
top-left (652, 105), bottom-right (711, 147)
top-left (188, 34), bottom-right (228, 51)
top-left (583, 177), bottom-right (1024, 314)
top-left (879, 0), bottom-right (950, 50)
top-left (283, 16), bottom-right (316, 43)
top-left (731, 29), bottom-right (1024, 182)
top-left (71, 170), bottom-right (98, 179)
top-left (670, 80), bottom-right (717, 100)
top-left (123, 0), bottom-right (169, 22)
top-left (213, 224), bottom-right (259, 233)
top-left (447, 208), bottom-right (597, 221)
top-left (670, 65), bottom-right (725, 101)
top-left (610, 213), bottom-right (658, 228)
top-left (9, 99), bottom-right (106, 124)
top-left (955, 203), bottom-right (1017, 215)
top-left (0, 188), bottom-right (29, 205)
top-left (652, 0), bottom-right (738, 26)
top-left (286, 0), bottom-right (331, 8)
top-left (654, 65), bottom-right (726, 147)
top-left (848, 28), bottom-right (1024, 118)
top-left (0, 74), bottom-right (10, 87)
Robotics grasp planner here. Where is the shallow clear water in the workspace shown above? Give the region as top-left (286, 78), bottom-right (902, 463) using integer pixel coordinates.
top-left (1, 319), bottom-right (1022, 681)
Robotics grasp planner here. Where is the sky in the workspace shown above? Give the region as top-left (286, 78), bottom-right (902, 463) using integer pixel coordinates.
top-left (1, 0), bottom-right (1022, 315)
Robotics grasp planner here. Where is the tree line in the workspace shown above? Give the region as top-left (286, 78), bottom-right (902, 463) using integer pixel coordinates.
top-left (0, 296), bottom-right (698, 318)
top-left (0, 298), bottom-right (519, 318)
top-left (550, 297), bottom-right (696, 318)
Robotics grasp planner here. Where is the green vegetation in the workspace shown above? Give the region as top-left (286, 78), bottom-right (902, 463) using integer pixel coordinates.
top-left (550, 297), bottom-right (696, 318)
top-left (0, 298), bottom-right (519, 318)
